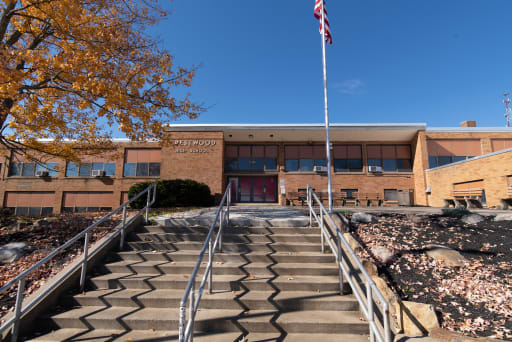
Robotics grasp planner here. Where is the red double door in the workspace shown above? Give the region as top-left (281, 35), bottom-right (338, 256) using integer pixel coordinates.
top-left (228, 176), bottom-right (277, 203)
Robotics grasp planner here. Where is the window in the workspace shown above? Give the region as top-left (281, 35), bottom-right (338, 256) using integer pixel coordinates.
top-left (341, 189), bottom-right (358, 199)
top-left (384, 189), bottom-right (398, 201)
top-left (66, 162), bottom-right (116, 177)
top-left (123, 149), bottom-right (161, 177)
top-left (9, 162), bottom-right (58, 177)
top-left (224, 145), bottom-right (278, 171)
top-left (4, 192), bottom-right (54, 216)
top-left (427, 140), bottom-right (481, 168)
top-left (491, 139), bottom-right (512, 152)
top-left (333, 145), bottom-right (362, 172)
top-left (367, 145), bottom-right (412, 172)
top-left (62, 192), bottom-right (113, 212)
top-left (285, 145), bottom-right (326, 172)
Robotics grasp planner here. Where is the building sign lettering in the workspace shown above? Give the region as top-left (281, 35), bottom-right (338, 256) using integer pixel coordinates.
top-left (174, 139), bottom-right (216, 153)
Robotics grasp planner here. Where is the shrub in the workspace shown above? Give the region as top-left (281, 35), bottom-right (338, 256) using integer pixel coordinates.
top-left (127, 179), bottom-right (214, 209)
top-left (441, 206), bottom-right (470, 218)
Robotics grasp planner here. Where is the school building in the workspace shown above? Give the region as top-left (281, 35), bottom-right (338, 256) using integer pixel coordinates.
top-left (0, 121), bottom-right (511, 215)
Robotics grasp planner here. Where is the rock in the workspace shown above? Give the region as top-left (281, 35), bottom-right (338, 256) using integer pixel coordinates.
top-left (425, 244), bottom-right (466, 267)
top-left (351, 212), bottom-right (376, 224)
top-left (328, 212), bottom-right (350, 232)
top-left (397, 301), bottom-right (439, 336)
top-left (372, 276), bottom-right (401, 333)
top-left (0, 242), bottom-right (28, 264)
top-left (33, 219), bottom-right (49, 227)
top-left (429, 327), bottom-right (497, 342)
top-left (343, 233), bottom-right (363, 253)
top-left (371, 245), bottom-right (394, 264)
top-left (460, 214), bottom-right (484, 225)
top-left (494, 213), bottom-right (512, 221)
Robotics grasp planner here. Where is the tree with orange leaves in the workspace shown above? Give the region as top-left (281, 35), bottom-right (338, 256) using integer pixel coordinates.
top-left (0, 0), bottom-right (203, 160)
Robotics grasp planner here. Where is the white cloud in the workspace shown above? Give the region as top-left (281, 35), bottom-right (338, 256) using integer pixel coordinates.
top-left (334, 79), bottom-right (365, 95)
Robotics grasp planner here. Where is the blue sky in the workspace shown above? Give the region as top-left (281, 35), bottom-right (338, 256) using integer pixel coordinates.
top-left (155, 0), bottom-right (512, 127)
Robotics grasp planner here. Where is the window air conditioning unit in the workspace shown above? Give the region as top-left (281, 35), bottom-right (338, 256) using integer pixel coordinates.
top-left (35, 170), bottom-right (49, 177)
top-left (368, 166), bottom-right (383, 173)
top-left (314, 165), bottom-right (328, 173)
top-left (91, 170), bottom-right (106, 177)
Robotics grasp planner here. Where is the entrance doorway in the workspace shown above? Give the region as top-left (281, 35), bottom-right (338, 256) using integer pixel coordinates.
top-left (228, 176), bottom-right (277, 203)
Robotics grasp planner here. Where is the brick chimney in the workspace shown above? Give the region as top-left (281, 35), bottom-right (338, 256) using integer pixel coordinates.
top-left (460, 120), bottom-right (476, 127)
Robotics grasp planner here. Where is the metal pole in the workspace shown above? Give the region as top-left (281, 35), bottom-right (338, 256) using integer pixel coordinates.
top-left (320, 209), bottom-right (324, 253)
top-left (320, 0), bottom-right (333, 213)
top-left (308, 186), bottom-right (312, 227)
top-left (179, 302), bottom-right (186, 342)
top-left (189, 282), bottom-right (195, 342)
top-left (219, 210), bottom-right (223, 253)
top-left (145, 187), bottom-right (150, 222)
top-left (208, 240), bottom-right (213, 294)
top-left (367, 282), bottom-right (375, 342)
top-left (120, 206), bottom-right (127, 250)
top-left (337, 230), bottom-right (344, 295)
top-left (80, 232), bottom-right (90, 292)
top-left (11, 278), bottom-right (25, 342)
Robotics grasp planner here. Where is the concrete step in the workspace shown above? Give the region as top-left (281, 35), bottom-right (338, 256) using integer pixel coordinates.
top-left (134, 232), bottom-right (322, 244)
top-left (127, 241), bottom-right (323, 253)
top-left (29, 329), bottom-right (370, 342)
top-left (67, 289), bottom-right (358, 311)
top-left (89, 273), bottom-right (349, 293)
top-left (115, 250), bottom-right (335, 264)
top-left (101, 260), bottom-right (340, 277)
top-left (141, 225), bottom-right (321, 235)
top-left (46, 306), bottom-right (368, 334)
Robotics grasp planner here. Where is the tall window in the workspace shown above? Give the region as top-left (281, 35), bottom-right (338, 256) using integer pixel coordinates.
top-left (285, 145), bottom-right (326, 172)
top-left (66, 162), bottom-right (115, 177)
top-left (333, 145), bottom-right (362, 172)
top-left (225, 145), bottom-right (278, 171)
top-left (367, 145), bottom-right (412, 172)
top-left (9, 162), bottom-right (58, 177)
top-left (4, 191), bottom-right (54, 216)
top-left (123, 149), bottom-right (161, 177)
top-left (427, 140), bottom-right (481, 168)
top-left (62, 192), bottom-right (113, 212)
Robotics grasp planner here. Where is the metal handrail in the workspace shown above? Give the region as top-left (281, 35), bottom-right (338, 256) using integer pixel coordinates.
top-left (179, 183), bottom-right (231, 342)
top-left (0, 182), bottom-right (157, 342)
top-left (307, 185), bottom-right (391, 342)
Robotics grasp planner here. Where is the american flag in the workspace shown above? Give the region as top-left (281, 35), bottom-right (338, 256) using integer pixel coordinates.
top-left (314, 0), bottom-right (332, 44)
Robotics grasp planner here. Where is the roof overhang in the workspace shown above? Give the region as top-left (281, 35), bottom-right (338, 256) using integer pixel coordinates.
top-left (165, 123), bottom-right (426, 142)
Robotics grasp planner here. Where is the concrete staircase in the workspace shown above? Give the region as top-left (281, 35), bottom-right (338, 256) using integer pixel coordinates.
top-left (29, 220), bottom-right (370, 341)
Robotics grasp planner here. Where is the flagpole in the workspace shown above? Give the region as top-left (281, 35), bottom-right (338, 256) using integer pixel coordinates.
top-left (320, 0), bottom-right (333, 213)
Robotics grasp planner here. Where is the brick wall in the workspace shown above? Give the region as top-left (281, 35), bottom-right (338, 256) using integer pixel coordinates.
top-left (425, 150), bottom-right (512, 208)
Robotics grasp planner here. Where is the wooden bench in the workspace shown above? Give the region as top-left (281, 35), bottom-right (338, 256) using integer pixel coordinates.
top-left (446, 188), bottom-right (484, 208)
top-left (287, 192), bottom-right (306, 206)
top-left (356, 192), bottom-right (382, 206)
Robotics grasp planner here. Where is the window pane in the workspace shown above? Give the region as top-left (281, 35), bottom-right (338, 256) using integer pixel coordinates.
top-left (397, 159), bottom-right (412, 172)
top-left (16, 207), bottom-right (29, 216)
top-left (47, 163), bottom-right (58, 177)
top-left (299, 159), bottom-right (313, 171)
top-left (225, 158), bottom-right (238, 170)
top-left (10, 162), bottom-right (21, 176)
top-left (453, 156), bottom-right (466, 163)
top-left (252, 158), bottom-right (264, 170)
top-left (123, 163), bottom-right (136, 177)
top-left (66, 162), bottom-right (78, 176)
top-left (437, 156), bottom-right (452, 166)
top-left (428, 156), bottom-right (437, 168)
top-left (79, 163), bottom-right (92, 177)
top-left (136, 163), bottom-right (149, 176)
top-left (314, 159), bottom-right (327, 167)
top-left (92, 163), bottom-right (104, 171)
top-left (41, 207), bottom-right (53, 215)
top-left (28, 207), bottom-right (41, 216)
top-left (285, 159), bottom-right (298, 171)
top-left (149, 163), bottom-right (160, 177)
top-left (384, 189), bottom-right (398, 201)
top-left (238, 158), bottom-right (251, 170)
top-left (368, 159), bottom-right (381, 167)
top-left (265, 158), bottom-right (277, 170)
top-left (104, 163), bottom-right (116, 176)
top-left (348, 159), bottom-right (362, 171)
top-left (334, 159), bottom-right (347, 172)
top-left (383, 159), bottom-right (397, 171)
top-left (342, 189), bottom-right (358, 199)
top-left (22, 163), bottom-right (34, 176)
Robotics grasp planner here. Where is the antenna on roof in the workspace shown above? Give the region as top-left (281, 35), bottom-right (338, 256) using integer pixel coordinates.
top-left (504, 93), bottom-right (512, 127)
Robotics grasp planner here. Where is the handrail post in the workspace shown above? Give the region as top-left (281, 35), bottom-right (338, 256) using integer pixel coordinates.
top-left (208, 239), bottom-right (213, 294)
top-left (227, 185), bottom-right (231, 223)
top-left (308, 186), bottom-right (312, 227)
top-left (179, 301), bottom-right (186, 342)
top-left (219, 210), bottom-right (224, 253)
top-left (152, 183), bottom-right (157, 203)
top-left (320, 209), bottom-right (324, 253)
top-left (367, 282), bottom-right (375, 342)
top-left (10, 277), bottom-right (25, 342)
top-left (337, 230), bottom-right (344, 295)
top-left (145, 187), bottom-right (150, 222)
top-left (80, 231), bottom-right (90, 292)
top-left (189, 281), bottom-right (195, 342)
top-left (120, 206), bottom-right (127, 250)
